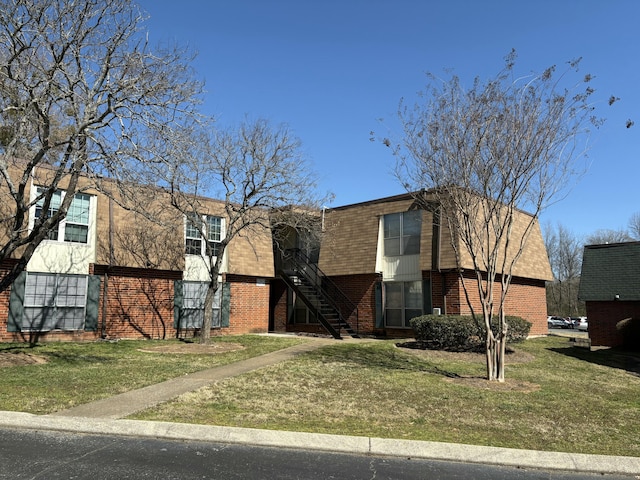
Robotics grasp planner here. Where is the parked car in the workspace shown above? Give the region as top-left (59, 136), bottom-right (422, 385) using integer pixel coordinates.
top-left (547, 316), bottom-right (571, 329)
top-left (574, 317), bottom-right (588, 331)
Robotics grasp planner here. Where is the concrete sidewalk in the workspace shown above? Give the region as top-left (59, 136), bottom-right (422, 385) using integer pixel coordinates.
top-left (1, 335), bottom-right (639, 476)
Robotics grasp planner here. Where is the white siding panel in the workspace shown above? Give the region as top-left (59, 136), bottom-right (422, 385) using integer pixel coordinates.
top-left (381, 254), bottom-right (421, 282)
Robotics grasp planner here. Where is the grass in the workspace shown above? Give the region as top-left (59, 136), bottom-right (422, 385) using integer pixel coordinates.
top-left (1, 334), bottom-right (639, 456)
top-left (0, 335), bottom-right (305, 414)
top-left (132, 336), bottom-right (640, 457)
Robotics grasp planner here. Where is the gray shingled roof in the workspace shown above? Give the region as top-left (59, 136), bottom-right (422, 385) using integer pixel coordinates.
top-left (578, 242), bottom-right (640, 301)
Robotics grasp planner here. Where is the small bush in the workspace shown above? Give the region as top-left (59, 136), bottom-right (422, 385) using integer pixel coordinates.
top-left (616, 318), bottom-right (640, 351)
top-left (410, 314), bottom-right (531, 351)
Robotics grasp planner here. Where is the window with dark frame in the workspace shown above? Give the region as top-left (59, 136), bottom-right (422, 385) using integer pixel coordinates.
top-left (384, 281), bottom-right (422, 328)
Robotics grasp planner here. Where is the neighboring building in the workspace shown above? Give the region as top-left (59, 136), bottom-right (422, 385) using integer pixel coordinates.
top-left (0, 164), bottom-right (552, 343)
top-left (578, 242), bottom-right (640, 348)
top-left (270, 192), bottom-right (552, 338)
top-left (0, 163), bottom-right (273, 342)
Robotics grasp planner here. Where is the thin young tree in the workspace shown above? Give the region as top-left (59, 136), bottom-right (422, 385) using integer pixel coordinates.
top-left (393, 51), bottom-right (601, 381)
top-left (165, 119), bottom-right (327, 344)
top-left (0, 0), bottom-right (203, 293)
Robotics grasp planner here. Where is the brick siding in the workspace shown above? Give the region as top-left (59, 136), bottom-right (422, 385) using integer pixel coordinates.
top-left (432, 271), bottom-right (547, 336)
top-left (327, 273), bottom-right (381, 334)
top-left (275, 269), bottom-right (547, 338)
top-left (586, 301), bottom-right (640, 348)
top-left (221, 274), bottom-right (270, 335)
top-left (0, 263), bottom-right (271, 342)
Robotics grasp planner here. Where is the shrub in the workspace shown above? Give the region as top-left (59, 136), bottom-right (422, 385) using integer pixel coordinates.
top-left (496, 316), bottom-right (531, 344)
top-left (410, 314), bottom-right (532, 351)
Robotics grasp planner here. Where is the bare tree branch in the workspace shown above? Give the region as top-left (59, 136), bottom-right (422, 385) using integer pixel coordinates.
top-left (0, 0), bottom-right (204, 292)
top-left (393, 50), bottom-right (602, 381)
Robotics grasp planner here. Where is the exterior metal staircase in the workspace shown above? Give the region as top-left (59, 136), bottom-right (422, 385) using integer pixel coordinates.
top-left (280, 249), bottom-right (359, 339)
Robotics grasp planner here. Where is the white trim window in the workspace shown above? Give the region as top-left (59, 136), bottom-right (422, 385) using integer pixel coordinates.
top-left (383, 211), bottom-right (421, 256)
top-left (384, 281), bottom-right (422, 328)
top-left (34, 187), bottom-right (92, 244)
top-left (185, 214), bottom-right (224, 257)
top-left (23, 273), bottom-right (88, 331)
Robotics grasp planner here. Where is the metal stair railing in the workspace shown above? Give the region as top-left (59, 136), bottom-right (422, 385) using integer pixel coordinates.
top-left (282, 248), bottom-right (359, 337)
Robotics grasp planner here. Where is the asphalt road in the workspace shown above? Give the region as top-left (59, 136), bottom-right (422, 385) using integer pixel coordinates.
top-left (0, 428), bottom-right (636, 480)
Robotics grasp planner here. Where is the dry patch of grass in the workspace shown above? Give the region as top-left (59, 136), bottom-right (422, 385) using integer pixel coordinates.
top-left (134, 337), bottom-right (640, 457)
top-left (0, 351), bottom-right (48, 367)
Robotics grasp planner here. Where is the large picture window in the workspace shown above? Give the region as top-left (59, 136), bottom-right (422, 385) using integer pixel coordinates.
top-left (34, 187), bottom-right (91, 244)
top-left (384, 281), bottom-right (422, 328)
top-left (180, 282), bottom-right (222, 328)
top-left (383, 211), bottom-right (421, 256)
top-left (22, 273), bottom-right (88, 331)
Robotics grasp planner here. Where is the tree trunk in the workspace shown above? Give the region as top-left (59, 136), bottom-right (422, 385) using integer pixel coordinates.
top-left (199, 278), bottom-right (219, 344)
top-left (485, 316), bottom-right (507, 382)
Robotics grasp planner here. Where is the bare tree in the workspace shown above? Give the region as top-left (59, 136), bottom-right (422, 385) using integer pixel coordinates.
top-left (586, 228), bottom-right (632, 245)
top-left (393, 51), bottom-right (601, 381)
top-left (628, 212), bottom-right (640, 240)
top-left (0, 0), bottom-right (203, 292)
top-left (165, 118), bottom-right (327, 344)
top-left (544, 223), bottom-right (584, 316)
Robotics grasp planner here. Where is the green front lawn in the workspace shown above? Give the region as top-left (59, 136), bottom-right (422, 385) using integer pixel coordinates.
top-left (133, 336), bottom-right (640, 457)
top-left (0, 335), bottom-right (305, 414)
top-left (1, 334), bottom-right (638, 457)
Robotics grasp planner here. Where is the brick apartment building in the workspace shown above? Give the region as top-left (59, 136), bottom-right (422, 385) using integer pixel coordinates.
top-left (0, 162), bottom-right (273, 343)
top-left (1, 163), bottom-right (552, 343)
top-left (271, 192), bottom-right (552, 338)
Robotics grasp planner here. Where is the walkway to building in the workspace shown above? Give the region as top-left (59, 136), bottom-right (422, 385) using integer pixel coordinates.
top-left (51, 336), bottom-right (337, 419)
top-left (0, 334), bottom-right (638, 476)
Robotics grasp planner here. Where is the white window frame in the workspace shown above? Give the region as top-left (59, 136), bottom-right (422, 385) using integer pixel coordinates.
top-left (22, 273), bottom-right (88, 331)
top-left (32, 187), bottom-right (93, 245)
top-left (184, 214), bottom-right (225, 257)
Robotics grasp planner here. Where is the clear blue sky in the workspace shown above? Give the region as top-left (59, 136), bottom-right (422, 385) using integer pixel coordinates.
top-left (137, 0), bottom-right (639, 240)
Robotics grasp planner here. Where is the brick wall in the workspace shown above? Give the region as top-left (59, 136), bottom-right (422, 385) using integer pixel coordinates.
top-left (436, 271), bottom-right (547, 336)
top-left (269, 279), bottom-right (288, 332)
top-left (0, 264), bottom-right (271, 342)
top-left (102, 274), bottom-right (175, 340)
top-left (328, 273), bottom-right (380, 334)
top-left (221, 274), bottom-right (270, 335)
top-left (428, 271), bottom-right (464, 315)
top-left (586, 301), bottom-right (640, 348)
top-left (271, 273), bottom-right (380, 336)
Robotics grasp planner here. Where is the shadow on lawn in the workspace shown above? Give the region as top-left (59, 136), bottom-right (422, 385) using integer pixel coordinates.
top-left (311, 342), bottom-right (464, 379)
top-left (549, 346), bottom-right (640, 377)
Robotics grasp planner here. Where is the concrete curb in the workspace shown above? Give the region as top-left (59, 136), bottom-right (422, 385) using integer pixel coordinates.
top-left (1, 411), bottom-right (639, 476)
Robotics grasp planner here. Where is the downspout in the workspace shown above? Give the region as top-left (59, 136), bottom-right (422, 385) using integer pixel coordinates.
top-left (431, 204), bottom-right (446, 315)
top-left (101, 196), bottom-right (115, 338)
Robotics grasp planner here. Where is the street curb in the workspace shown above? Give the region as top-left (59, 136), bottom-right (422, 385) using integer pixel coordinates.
top-left (1, 411), bottom-right (639, 475)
